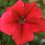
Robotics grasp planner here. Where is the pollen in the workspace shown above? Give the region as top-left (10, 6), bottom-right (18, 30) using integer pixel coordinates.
top-left (19, 16), bottom-right (26, 24)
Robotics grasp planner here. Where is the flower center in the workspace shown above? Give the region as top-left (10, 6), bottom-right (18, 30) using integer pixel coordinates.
top-left (19, 16), bottom-right (26, 24)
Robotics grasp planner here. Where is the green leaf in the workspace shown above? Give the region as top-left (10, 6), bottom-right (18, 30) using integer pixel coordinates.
top-left (42, 9), bottom-right (45, 18)
top-left (25, 43), bottom-right (30, 45)
top-left (23, 0), bottom-right (29, 2)
top-left (0, 2), bottom-right (3, 7)
top-left (2, 34), bottom-right (11, 44)
top-left (0, 40), bottom-right (1, 45)
top-left (0, 0), bottom-right (8, 8)
top-left (0, 32), bottom-right (3, 39)
top-left (7, 0), bottom-right (17, 6)
top-left (11, 40), bottom-right (16, 45)
top-left (38, 32), bottom-right (45, 37)
top-left (0, 9), bottom-right (5, 15)
top-left (42, 5), bottom-right (45, 9)
top-left (39, 0), bottom-right (43, 4)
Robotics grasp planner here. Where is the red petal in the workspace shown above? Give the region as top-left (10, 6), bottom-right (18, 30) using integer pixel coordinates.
top-left (6, 7), bottom-right (13, 11)
top-left (12, 2), bottom-right (36, 16)
top-left (22, 33), bottom-right (34, 44)
top-left (1, 22), bottom-right (20, 35)
top-left (1, 9), bottom-right (19, 25)
top-left (24, 2), bottom-right (36, 15)
top-left (1, 10), bottom-right (19, 35)
top-left (36, 18), bottom-right (45, 32)
top-left (12, 32), bottom-right (22, 45)
top-left (27, 18), bottom-right (45, 32)
top-left (22, 24), bottom-right (34, 43)
top-left (12, 32), bottom-right (34, 45)
top-left (32, 18), bottom-right (45, 32)
top-left (0, 18), bottom-right (1, 28)
top-left (21, 23), bottom-right (35, 44)
top-left (23, 23), bottom-right (40, 33)
top-left (12, 0), bottom-right (24, 15)
top-left (12, 23), bottom-right (34, 45)
top-left (19, 0), bottom-right (21, 1)
top-left (26, 7), bottom-right (42, 20)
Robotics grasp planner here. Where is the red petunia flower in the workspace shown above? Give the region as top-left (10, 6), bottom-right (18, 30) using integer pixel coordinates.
top-left (0, 0), bottom-right (45, 45)
top-left (0, 18), bottom-right (1, 28)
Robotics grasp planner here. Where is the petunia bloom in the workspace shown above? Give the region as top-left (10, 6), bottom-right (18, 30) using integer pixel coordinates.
top-left (0, 18), bottom-right (1, 28)
top-left (0, 0), bottom-right (45, 45)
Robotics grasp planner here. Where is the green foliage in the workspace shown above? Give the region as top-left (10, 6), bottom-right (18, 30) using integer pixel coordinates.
top-left (23, 0), bottom-right (29, 2)
top-left (42, 5), bottom-right (45, 9)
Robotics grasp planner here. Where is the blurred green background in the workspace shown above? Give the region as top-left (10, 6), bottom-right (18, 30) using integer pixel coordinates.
top-left (0, 0), bottom-right (45, 45)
